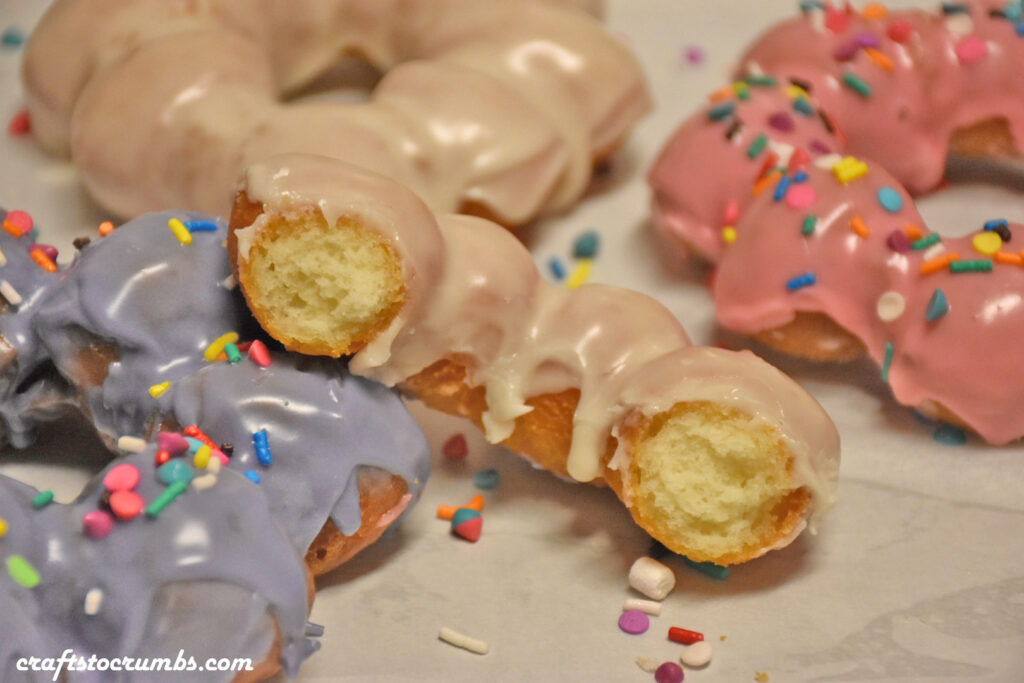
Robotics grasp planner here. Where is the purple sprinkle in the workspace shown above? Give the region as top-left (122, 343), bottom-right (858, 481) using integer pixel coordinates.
top-left (833, 39), bottom-right (860, 61)
top-left (809, 139), bottom-right (832, 155)
top-left (856, 32), bottom-right (882, 48)
top-left (618, 609), bottom-right (650, 635)
top-left (886, 230), bottom-right (911, 253)
top-left (682, 44), bottom-right (705, 65)
top-left (767, 111), bottom-right (795, 132)
top-left (29, 243), bottom-right (59, 261)
top-left (655, 662), bottom-right (685, 683)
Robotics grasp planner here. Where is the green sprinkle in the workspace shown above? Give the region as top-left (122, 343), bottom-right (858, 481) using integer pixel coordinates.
top-left (7, 555), bottom-right (40, 588)
top-left (793, 96), bottom-right (816, 116)
top-left (949, 259), bottom-right (993, 273)
top-left (145, 481), bottom-right (189, 518)
top-left (736, 86), bottom-right (751, 100)
top-left (683, 556), bottom-right (730, 580)
top-left (747, 134), bottom-right (769, 159)
top-left (933, 423), bottom-right (967, 445)
top-left (32, 490), bottom-right (54, 509)
top-left (842, 72), bottom-right (873, 97)
top-left (224, 342), bottom-right (242, 364)
top-left (881, 341), bottom-right (895, 382)
top-left (744, 75), bottom-right (777, 87)
top-left (801, 215), bottom-right (818, 236)
top-left (911, 233), bottom-right (941, 250)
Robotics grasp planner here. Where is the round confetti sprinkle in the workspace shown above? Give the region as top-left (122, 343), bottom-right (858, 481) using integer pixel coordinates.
top-left (0, 516), bottom-right (7, 537)
top-left (876, 291), bottom-right (906, 322)
top-left (933, 423), bottom-right (967, 445)
top-left (103, 463), bottom-right (141, 492)
top-left (886, 229), bottom-right (911, 253)
top-left (8, 109), bottom-right (30, 136)
top-left (618, 609), bottom-right (650, 635)
top-left (972, 231), bottom-right (1002, 255)
top-left (682, 45), bottom-right (705, 65)
top-left (887, 18), bottom-right (914, 42)
top-left (109, 491), bottom-right (145, 521)
top-left (442, 433), bottom-right (468, 459)
top-left (157, 460), bottom-right (195, 486)
top-left (472, 468), bottom-right (500, 490)
top-left (655, 662), bottom-right (685, 683)
top-left (451, 507), bottom-right (483, 542)
top-left (681, 641), bottom-right (713, 668)
top-left (877, 187), bottom-right (904, 213)
top-left (3, 210), bottom-right (33, 235)
top-left (785, 184), bottom-right (817, 209)
top-left (955, 36), bottom-right (987, 64)
top-left (721, 226), bottom-right (737, 244)
top-left (82, 510), bottom-right (114, 539)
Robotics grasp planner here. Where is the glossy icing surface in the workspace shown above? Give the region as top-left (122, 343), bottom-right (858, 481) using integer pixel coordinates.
top-left (648, 0), bottom-right (1024, 443)
top-left (0, 211), bottom-right (431, 678)
top-left (239, 154), bottom-right (840, 517)
top-left (22, 0), bottom-right (651, 223)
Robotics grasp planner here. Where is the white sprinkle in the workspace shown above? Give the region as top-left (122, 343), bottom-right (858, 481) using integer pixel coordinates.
top-left (635, 657), bottom-right (660, 673)
top-left (84, 588), bottom-right (103, 616)
top-left (876, 291), bottom-right (906, 322)
top-left (0, 280), bottom-right (22, 306)
top-left (221, 273), bottom-right (238, 290)
top-left (116, 436), bottom-right (146, 453)
top-left (745, 60), bottom-right (764, 77)
top-left (681, 640), bottom-right (713, 668)
top-left (0, 247), bottom-right (7, 266)
top-left (207, 456), bottom-right (222, 474)
top-left (922, 243), bottom-right (946, 262)
top-left (628, 557), bottom-right (676, 601)
top-left (767, 140), bottom-right (795, 169)
top-left (809, 7), bottom-right (826, 32)
top-left (814, 153), bottom-right (845, 170)
top-left (438, 627), bottom-right (489, 655)
top-left (945, 13), bottom-right (974, 38)
top-left (623, 598), bottom-right (662, 616)
top-left (192, 473), bottom-right (218, 491)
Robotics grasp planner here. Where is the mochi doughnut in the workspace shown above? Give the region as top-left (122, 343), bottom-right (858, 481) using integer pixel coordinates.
top-left (648, 1), bottom-right (1024, 443)
top-left (21, 0), bottom-right (650, 224)
top-left (228, 153), bottom-right (841, 566)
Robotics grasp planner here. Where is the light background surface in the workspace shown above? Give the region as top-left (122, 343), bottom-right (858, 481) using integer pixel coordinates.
top-left (2, 0), bottom-right (1023, 680)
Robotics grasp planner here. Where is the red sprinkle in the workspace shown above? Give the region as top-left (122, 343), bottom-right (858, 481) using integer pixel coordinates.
top-left (668, 626), bottom-right (705, 645)
top-left (109, 491), bottom-right (145, 521)
top-left (887, 18), bottom-right (913, 43)
top-left (3, 209), bottom-right (33, 236)
top-left (154, 450), bottom-right (171, 466)
top-left (825, 4), bottom-right (851, 33)
top-left (442, 433), bottom-right (468, 459)
top-left (7, 109), bottom-right (30, 136)
top-left (248, 339), bottom-right (271, 367)
top-left (103, 463), bottom-right (141, 492)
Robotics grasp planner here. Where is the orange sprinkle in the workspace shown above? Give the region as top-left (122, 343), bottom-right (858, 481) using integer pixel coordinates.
top-left (904, 223), bottom-right (924, 241)
top-left (850, 215), bottom-right (870, 238)
top-left (757, 151), bottom-right (779, 180)
top-left (752, 170), bottom-right (782, 197)
top-left (29, 249), bottom-right (58, 273)
top-left (709, 86), bottom-right (734, 104)
top-left (920, 252), bottom-right (960, 275)
top-left (2, 221), bottom-right (22, 238)
top-left (994, 251), bottom-right (1024, 266)
top-left (864, 48), bottom-right (894, 71)
top-left (861, 3), bottom-right (888, 19)
top-left (98, 221), bottom-right (114, 236)
top-left (437, 494), bottom-right (485, 521)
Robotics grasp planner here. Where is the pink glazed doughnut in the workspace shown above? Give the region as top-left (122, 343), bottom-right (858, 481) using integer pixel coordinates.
top-left (649, 0), bottom-right (1024, 444)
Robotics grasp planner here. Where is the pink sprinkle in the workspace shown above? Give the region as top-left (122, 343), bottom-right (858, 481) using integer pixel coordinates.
top-left (682, 45), bottom-right (705, 65)
top-left (722, 200), bottom-right (740, 225)
top-left (110, 491), bottom-right (145, 521)
top-left (4, 209), bottom-right (33, 235)
top-left (618, 609), bottom-right (650, 635)
top-left (29, 243), bottom-right (58, 262)
top-left (212, 448), bottom-right (229, 466)
top-left (788, 147), bottom-right (811, 172)
top-left (248, 339), bottom-right (271, 367)
top-left (82, 510), bottom-right (114, 539)
top-left (955, 36), bottom-right (987, 65)
top-left (103, 463), bottom-right (141, 492)
top-left (785, 184), bottom-right (817, 209)
top-left (7, 109), bottom-right (29, 136)
top-left (886, 229), bottom-right (911, 253)
top-left (157, 431), bottom-right (190, 456)
top-left (442, 433), bottom-right (468, 459)
top-left (825, 5), bottom-right (851, 33)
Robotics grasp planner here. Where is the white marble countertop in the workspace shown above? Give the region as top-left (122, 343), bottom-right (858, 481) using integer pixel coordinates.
top-left (2, 0), bottom-right (1023, 681)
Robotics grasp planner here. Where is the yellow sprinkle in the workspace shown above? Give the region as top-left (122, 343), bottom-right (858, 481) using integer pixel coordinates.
top-left (167, 218), bottom-right (192, 245)
top-left (785, 84), bottom-right (807, 99)
top-left (566, 259), bottom-right (593, 290)
top-left (194, 444), bottom-right (211, 469)
top-left (203, 332), bottom-right (239, 362)
top-left (0, 516), bottom-right (7, 537)
top-left (832, 156), bottom-right (869, 184)
top-left (972, 231), bottom-right (1002, 256)
top-left (721, 226), bottom-right (737, 244)
top-left (148, 381), bottom-right (171, 398)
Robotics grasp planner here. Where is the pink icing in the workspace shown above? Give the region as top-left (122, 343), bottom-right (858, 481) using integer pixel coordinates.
top-left (648, 0), bottom-right (1024, 444)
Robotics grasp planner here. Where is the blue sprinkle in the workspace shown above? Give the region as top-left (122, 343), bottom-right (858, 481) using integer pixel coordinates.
top-left (881, 341), bottom-right (894, 382)
top-left (683, 556), bottom-right (730, 580)
top-left (1017, 22), bottom-right (1024, 37)
top-left (933, 423), bottom-right (967, 445)
top-left (185, 436), bottom-right (204, 453)
top-left (253, 429), bottom-right (272, 466)
top-left (786, 272), bottom-right (817, 291)
top-left (799, 0), bottom-right (825, 12)
top-left (877, 186), bottom-right (904, 213)
top-left (941, 2), bottom-right (970, 14)
top-left (925, 289), bottom-right (949, 322)
top-left (1, 27), bottom-right (25, 48)
top-left (793, 170), bottom-right (809, 183)
top-left (185, 220), bottom-right (219, 232)
top-left (244, 470), bottom-right (262, 484)
top-left (1006, 2), bottom-right (1022, 20)
top-left (548, 257), bottom-right (566, 281)
top-left (983, 218), bottom-right (1009, 231)
top-left (573, 231), bottom-right (600, 259)
top-left (792, 96), bottom-right (816, 116)
top-left (773, 176), bottom-right (792, 202)
top-left (707, 102), bottom-right (736, 121)
top-left (472, 468), bottom-right (501, 490)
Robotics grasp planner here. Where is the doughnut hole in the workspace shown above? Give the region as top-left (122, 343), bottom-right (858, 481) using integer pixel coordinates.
top-left (628, 401), bottom-right (810, 566)
top-left (238, 205), bottom-right (405, 357)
